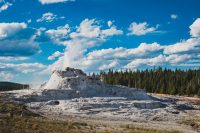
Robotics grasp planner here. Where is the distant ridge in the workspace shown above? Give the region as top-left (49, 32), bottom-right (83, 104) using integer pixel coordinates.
top-left (0, 81), bottom-right (29, 91)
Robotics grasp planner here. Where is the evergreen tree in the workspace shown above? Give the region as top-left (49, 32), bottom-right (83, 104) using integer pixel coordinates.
top-left (95, 68), bottom-right (200, 97)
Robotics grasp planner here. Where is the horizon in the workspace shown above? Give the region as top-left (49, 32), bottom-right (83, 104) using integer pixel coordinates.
top-left (0, 0), bottom-right (200, 84)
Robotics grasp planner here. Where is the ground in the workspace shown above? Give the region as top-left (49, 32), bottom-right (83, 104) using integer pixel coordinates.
top-left (0, 94), bottom-right (199, 133)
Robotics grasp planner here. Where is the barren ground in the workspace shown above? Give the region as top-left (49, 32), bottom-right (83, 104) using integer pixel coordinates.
top-left (0, 94), bottom-right (200, 133)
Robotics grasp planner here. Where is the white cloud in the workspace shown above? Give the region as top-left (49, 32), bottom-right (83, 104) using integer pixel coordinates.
top-left (125, 54), bottom-right (191, 68)
top-left (69, 19), bottom-right (123, 39)
top-left (0, 22), bottom-right (42, 56)
top-left (46, 24), bottom-right (70, 45)
top-left (37, 12), bottom-right (65, 22)
top-left (99, 60), bottom-right (119, 70)
top-left (39, 0), bottom-right (75, 4)
top-left (43, 18), bottom-right (200, 73)
top-left (128, 22), bottom-right (157, 36)
top-left (27, 19), bottom-right (32, 23)
top-left (87, 42), bottom-right (163, 60)
top-left (82, 42), bottom-right (163, 71)
top-left (107, 20), bottom-right (113, 27)
top-left (166, 54), bottom-right (191, 64)
top-left (0, 24), bottom-right (44, 56)
top-left (170, 14), bottom-right (178, 19)
top-left (44, 18), bottom-right (123, 73)
top-left (189, 18), bottom-right (200, 37)
top-left (163, 18), bottom-right (200, 55)
top-left (125, 55), bottom-right (165, 68)
top-left (48, 51), bottom-right (63, 60)
top-left (0, 71), bottom-right (13, 81)
top-left (70, 19), bottom-right (100, 38)
top-left (0, 56), bottom-right (29, 61)
top-left (101, 26), bottom-right (123, 37)
top-left (0, 39), bottom-right (40, 56)
top-left (0, 62), bottom-right (47, 81)
top-left (62, 19), bottom-right (123, 69)
top-left (0, 2), bottom-right (12, 12)
top-left (0, 22), bottom-right (27, 39)
top-left (128, 42), bottom-right (163, 56)
top-left (164, 38), bottom-right (200, 54)
top-left (0, 62), bottom-right (46, 74)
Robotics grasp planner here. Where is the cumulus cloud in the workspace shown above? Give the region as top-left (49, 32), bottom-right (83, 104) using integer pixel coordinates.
top-left (107, 20), bottom-right (113, 27)
top-left (0, 22), bottom-right (44, 56)
top-left (170, 14), bottom-right (178, 19)
top-left (27, 19), bottom-right (32, 23)
top-left (62, 19), bottom-right (123, 69)
top-left (0, 22), bottom-right (27, 39)
top-left (81, 19), bottom-right (200, 71)
top-left (69, 19), bottom-right (123, 39)
top-left (190, 18), bottom-right (200, 37)
top-left (0, 39), bottom-right (40, 56)
top-left (0, 62), bottom-right (46, 74)
top-left (43, 18), bottom-right (200, 73)
top-left (99, 60), bottom-right (119, 70)
top-left (79, 42), bottom-right (164, 71)
top-left (46, 42), bottom-right (163, 72)
top-left (128, 22), bottom-right (158, 36)
top-left (125, 54), bottom-right (191, 68)
top-left (0, 2), bottom-right (12, 12)
top-left (39, 0), bottom-right (75, 4)
top-left (164, 38), bottom-right (200, 54)
top-left (164, 18), bottom-right (200, 55)
top-left (0, 62), bottom-right (47, 81)
top-left (0, 56), bottom-right (29, 61)
top-left (44, 18), bottom-right (123, 73)
top-left (87, 42), bottom-right (163, 60)
top-left (48, 51), bottom-right (63, 60)
top-left (37, 12), bottom-right (65, 22)
top-left (46, 24), bottom-right (70, 44)
top-left (0, 71), bottom-right (13, 81)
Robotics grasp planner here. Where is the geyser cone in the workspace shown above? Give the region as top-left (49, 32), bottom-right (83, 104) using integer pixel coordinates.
top-left (40, 67), bottom-right (152, 100)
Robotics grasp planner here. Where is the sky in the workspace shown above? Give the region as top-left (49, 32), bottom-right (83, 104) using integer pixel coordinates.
top-left (0, 0), bottom-right (200, 84)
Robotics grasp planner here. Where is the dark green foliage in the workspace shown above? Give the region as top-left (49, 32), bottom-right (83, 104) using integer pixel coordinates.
top-left (96, 67), bottom-right (200, 97)
top-left (0, 82), bottom-right (29, 91)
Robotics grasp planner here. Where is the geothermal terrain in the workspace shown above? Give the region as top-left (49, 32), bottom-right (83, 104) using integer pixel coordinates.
top-left (1, 67), bottom-right (200, 133)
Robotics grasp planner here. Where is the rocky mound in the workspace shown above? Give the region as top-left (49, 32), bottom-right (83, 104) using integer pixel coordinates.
top-left (38, 67), bottom-right (152, 101)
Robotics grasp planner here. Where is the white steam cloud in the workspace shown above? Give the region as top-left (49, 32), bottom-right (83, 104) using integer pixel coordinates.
top-left (45, 19), bottom-right (123, 72)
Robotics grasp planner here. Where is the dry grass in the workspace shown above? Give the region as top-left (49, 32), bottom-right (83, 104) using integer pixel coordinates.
top-left (0, 99), bottom-right (181, 133)
top-left (179, 119), bottom-right (200, 132)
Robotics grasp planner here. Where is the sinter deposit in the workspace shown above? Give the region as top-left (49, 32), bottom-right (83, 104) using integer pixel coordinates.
top-left (4, 67), bottom-right (200, 121)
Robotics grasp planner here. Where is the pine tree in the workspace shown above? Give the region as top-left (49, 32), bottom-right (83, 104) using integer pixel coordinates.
top-left (95, 68), bottom-right (200, 97)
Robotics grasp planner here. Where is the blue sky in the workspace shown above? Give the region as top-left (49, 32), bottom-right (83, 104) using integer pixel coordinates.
top-left (0, 0), bottom-right (200, 84)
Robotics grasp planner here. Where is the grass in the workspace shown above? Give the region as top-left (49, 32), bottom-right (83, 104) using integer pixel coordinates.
top-left (121, 124), bottom-right (181, 133)
top-left (179, 119), bottom-right (200, 131)
top-left (0, 99), bottom-right (182, 133)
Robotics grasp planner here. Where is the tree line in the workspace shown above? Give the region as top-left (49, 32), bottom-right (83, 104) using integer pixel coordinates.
top-left (93, 67), bottom-right (200, 97)
top-left (0, 82), bottom-right (29, 91)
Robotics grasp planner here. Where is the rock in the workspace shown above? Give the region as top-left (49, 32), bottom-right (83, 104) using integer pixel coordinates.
top-left (175, 104), bottom-right (194, 110)
top-left (133, 101), bottom-right (167, 109)
top-left (47, 100), bottom-right (60, 105)
top-left (39, 67), bottom-right (152, 100)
